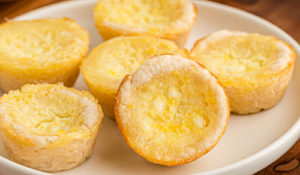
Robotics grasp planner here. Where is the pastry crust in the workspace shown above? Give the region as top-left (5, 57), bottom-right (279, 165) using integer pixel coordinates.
top-left (0, 84), bottom-right (103, 172)
top-left (0, 18), bottom-right (89, 92)
top-left (80, 36), bottom-right (188, 119)
top-left (190, 30), bottom-right (296, 114)
top-left (94, 0), bottom-right (197, 47)
top-left (115, 55), bottom-right (229, 166)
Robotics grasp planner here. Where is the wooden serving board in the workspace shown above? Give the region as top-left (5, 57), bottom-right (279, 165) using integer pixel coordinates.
top-left (0, 0), bottom-right (299, 174)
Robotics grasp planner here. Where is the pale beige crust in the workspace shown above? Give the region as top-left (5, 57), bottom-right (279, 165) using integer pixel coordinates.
top-left (80, 36), bottom-right (189, 119)
top-left (0, 85), bottom-right (103, 172)
top-left (115, 55), bottom-right (230, 166)
top-left (230, 55), bottom-right (294, 114)
top-left (84, 80), bottom-right (115, 119)
top-left (0, 18), bottom-right (89, 92)
top-left (0, 125), bottom-right (100, 172)
top-left (190, 32), bottom-right (296, 114)
top-left (94, 2), bottom-right (197, 47)
top-left (0, 62), bottom-right (80, 92)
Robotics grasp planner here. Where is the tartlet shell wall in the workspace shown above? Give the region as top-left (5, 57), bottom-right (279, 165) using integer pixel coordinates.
top-left (97, 25), bottom-right (193, 48)
top-left (0, 124), bottom-right (100, 172)
top-left (114, 56), bottom-right (230, 166)
top-left (0, 84), bottom-right (104, 172)
top-left (190, 34), bottom-right (296, 114)
top-left (80, 37), bottom-right (190, 119)
top-left (230, 61), bottom-right (294, 114)
top-left (0, 18), bottom-right (89, 92)
top-left (94, 3), bottom-right (197, 47)
top-left (84, 79), bottom-right (115, 119)
top-left (0, 61), bottom-right (81, 92)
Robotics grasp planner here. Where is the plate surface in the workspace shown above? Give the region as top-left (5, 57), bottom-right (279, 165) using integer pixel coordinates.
top-left (0, 0), bottom-right (300, 175)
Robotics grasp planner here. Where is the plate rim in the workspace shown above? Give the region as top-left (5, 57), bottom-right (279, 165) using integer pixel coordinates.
top-left (0, 0), bottom-right (299, 175)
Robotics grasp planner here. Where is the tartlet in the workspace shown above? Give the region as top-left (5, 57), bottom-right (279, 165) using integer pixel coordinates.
top-left (190, 30), bottom-right (296, 114)
top-left (0, 84), bottom-right (103, 172)
top-left (115, 55), bottom-right (229, 166)
top-left (0, 18), bottom-right (89, 92)
top-left (80, 35), bottom-right (188, 118)
top-left (94, 0), bottom-right (197, 47)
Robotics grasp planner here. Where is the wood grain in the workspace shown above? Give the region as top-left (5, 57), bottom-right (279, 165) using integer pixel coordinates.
top-left (210, 0), bottom-right (300, 43)
top-left (0, 0), bottom-right (64, 22)
top-left (0, 0), bottom-right (299, 174)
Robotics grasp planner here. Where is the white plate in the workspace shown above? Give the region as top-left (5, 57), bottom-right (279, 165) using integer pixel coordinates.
top-left (0, 0), bottom-right (299, 175)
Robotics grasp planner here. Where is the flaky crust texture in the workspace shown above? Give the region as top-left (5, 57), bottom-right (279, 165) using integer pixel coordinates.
top-left (80, 36), bottom-right (189, 119)
top-left (115, 55), bottom-right (230, 166)
top-left (0, 62), bottom-right (80, 92)
top-left (190, 32), bottom-right (296, 114)
top-left (229, 61), bottom-right (294, 114)
top-left (94, 2), bottom-right (197, 47)
top-left (0, 18), bottom-right (89, 92)
top-left (97, 24), bottom-right (193, 48)
top-left (0, 84), bottom-right (103, 172)
top-left (0, 125), bottom-right (100, 172)
top-left (84, 80), bottom-right (115, 119)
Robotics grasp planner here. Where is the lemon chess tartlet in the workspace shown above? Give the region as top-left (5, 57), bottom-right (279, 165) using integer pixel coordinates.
top-left (190, 30), bottom-right (296, 114)
top-left (0, 18), bottom-right (89, 92)
top-left (0, 84), bottom-right (103, 172)
top-left (80, 35), bottom-right (188, 119)
top-left (94, 0), bottom-right (197, 47)
top-left (115, 55), bottom-right (229, 166)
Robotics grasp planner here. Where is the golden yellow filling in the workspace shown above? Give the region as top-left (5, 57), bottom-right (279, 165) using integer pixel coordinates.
top-left (95, 0), bottom-right (184, 31)
top-left (81, 36), bottom-right (187, 89)
top-left (0, 18), bottom-right (88, 66)
top-left (125, 69), bottom-right (219, 148)
top-left (1, 85), bottom-right (89, 136)
top-left (191, 34), bottom-right (279, 87)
